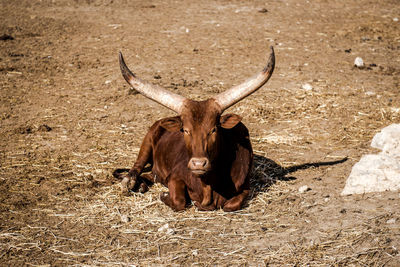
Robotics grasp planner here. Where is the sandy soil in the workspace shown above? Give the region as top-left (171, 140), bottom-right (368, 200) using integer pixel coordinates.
top-left (1, 0), bottom-right (399, 265)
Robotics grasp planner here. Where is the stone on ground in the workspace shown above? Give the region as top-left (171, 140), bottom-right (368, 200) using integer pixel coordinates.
top-left (341, 124), bottom-right (400, 195)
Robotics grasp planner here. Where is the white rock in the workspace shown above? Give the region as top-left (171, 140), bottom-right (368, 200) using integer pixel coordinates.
top-left (365, 91), bottom-right (376, 96)
top-left (354, 57), bottom-right (364, 68)
top-left (299, 185), bottom-right (310, 193)
top-left (391, 107), bottom-right (400, 114)
top-left (371, 124), bottom-right (400, 157)
top-left (301, 83), bottom-right (313, 91)
top-left (341, 154), bottom-right (400, 195)
top-left (158, 223), bottom-right (174, 235)
top-left (120, 215), bottom-right (130, 223)
top-left (342, 124), bottom-right (400, 195)
top-left (387, 218), bottom-right (396, 224)
top-left (393, 18), bottom-right (399, 22)
top-left (158, 223), bottom-right (169, 232)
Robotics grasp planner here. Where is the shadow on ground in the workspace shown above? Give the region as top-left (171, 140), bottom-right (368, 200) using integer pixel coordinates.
top-left (113, 155), bottom-right (348, 202)
top-left (250, 154), bottom-right (348, 197)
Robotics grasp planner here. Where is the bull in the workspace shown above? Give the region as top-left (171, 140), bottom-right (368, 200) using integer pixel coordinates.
top-left (114, 47), bottom-right (275, 211)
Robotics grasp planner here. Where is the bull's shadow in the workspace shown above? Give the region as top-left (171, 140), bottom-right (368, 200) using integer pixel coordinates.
top-left (249, 154), bottom-right (348, 198)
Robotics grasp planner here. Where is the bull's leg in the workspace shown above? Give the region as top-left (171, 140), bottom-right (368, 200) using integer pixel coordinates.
top-left (121, 133), bottom-right (154, 195)
top-left (160, 177), bottom-right (187, 211)
top-left (201, 182), bottom-right (212, 206)
top-left (222, 189), bottom-right (249, 212)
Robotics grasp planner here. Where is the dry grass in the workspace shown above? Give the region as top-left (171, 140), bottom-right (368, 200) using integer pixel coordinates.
top-left (1, 0), bottom-right (400, 265)
top-left (1, 150), bottom-right (399, 266)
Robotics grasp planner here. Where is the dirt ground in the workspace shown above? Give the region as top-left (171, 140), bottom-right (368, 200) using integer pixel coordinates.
top-left (1, 0), bottom-right (399, 265)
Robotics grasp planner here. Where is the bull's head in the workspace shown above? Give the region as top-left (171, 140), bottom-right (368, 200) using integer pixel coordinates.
top-left (119, 47), bottom-right (275, 175)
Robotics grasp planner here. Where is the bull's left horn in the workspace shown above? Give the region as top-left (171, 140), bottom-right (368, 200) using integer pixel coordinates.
top-left (119, 52), bottom-right (186, 113)
top-left (213, 46), bottom-right (275, 111)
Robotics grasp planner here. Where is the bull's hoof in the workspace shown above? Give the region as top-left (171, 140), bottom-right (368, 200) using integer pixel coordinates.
top-left (120, 177), bottom-right (131, 196)
top-left (222, 200), bottom-right (241, 212)
top-left (120, 173), bottom-right (137, 196)
top-left (160, 192), bottom-right (169, 202)
top-left (112, 168), bottom-right (130, 180)
top-left (194, 201), bottom-right (215, 211)
top-left (138, 182), bottom-right (149, 193)
top-left (160, 192), bottom-right (186, 211)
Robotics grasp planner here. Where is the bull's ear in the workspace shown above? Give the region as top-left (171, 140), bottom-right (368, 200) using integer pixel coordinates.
top-left (220, 114), bottom-right (242, 129)
top-left (159, 117), bottom-right (183, 132)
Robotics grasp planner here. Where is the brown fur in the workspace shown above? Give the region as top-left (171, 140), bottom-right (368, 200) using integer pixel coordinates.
top-left (118, 98), bottom-right (252, 212)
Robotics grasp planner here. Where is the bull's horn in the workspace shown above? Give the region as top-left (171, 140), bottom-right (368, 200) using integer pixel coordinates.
top-left (213, 46), bottom-right (275, 111)
top-left (119, 52), bottom-right (186, 113)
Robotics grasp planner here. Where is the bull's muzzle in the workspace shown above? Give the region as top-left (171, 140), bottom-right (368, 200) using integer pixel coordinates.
top-left (188, 157), bottom-right (210, 175)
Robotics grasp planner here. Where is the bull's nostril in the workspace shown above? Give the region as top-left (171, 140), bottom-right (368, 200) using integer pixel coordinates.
top-left (189, 157), bottom-right (209, 170)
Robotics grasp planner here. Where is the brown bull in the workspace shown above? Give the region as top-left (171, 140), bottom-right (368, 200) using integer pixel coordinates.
top-left (115, 47), bottom-right (275, 211)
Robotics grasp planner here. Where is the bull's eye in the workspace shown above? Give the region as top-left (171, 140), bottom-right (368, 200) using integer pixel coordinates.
top-left (209, 127), bottom-right (217, 136)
